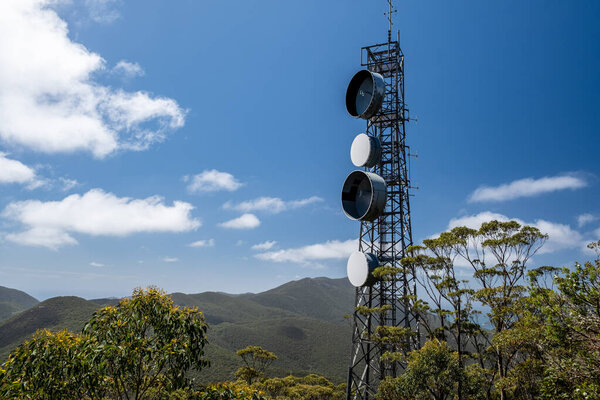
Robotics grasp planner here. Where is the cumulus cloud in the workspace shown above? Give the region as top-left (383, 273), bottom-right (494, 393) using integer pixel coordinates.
top-left (112, 60), bottom-right (144, 78)
top-left (219, 214), bottom-right (260, 230)
top-left (469, 175), bottom-right (587, 203)
top-left (255, 239), bottom-right (357, 265)
top-left (0, 0), bottom-right (185, 158)
top-left (223, 196), bottom-right (323, 214)
top-left (251, 240), bottom-right (277, 251)
top-left (0, 153), bottom-right (38, 186)
top-left (2, 189), bottom-right (200, 249)
top-left (448, 211), bottom-right (583, 254)
top-left (185, 170), bottom-right (243, 193)
top-left (577, 213), bottom-right (599, 228)
top-left (189, 238), bottom-right (215, 248)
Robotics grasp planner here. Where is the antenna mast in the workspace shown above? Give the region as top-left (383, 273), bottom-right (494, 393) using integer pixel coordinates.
top-left (385, 0), bottom-right (396, 43)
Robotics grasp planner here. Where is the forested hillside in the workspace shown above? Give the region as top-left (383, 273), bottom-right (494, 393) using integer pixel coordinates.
top-left (0, 277), bottom-right (353, 383)
top-left (0, 286), bottom-right (38, 322)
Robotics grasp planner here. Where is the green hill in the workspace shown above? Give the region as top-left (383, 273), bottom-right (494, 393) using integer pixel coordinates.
top-left (0, 277), bottom-right (354, 383)
top-left (0, 296), bottom-right (99, 361)
top-left (0, 286), bottom-right (39, 322)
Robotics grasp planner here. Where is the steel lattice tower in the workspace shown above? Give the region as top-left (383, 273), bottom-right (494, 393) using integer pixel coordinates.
top-left (345, 34), bottom-right (418, 400)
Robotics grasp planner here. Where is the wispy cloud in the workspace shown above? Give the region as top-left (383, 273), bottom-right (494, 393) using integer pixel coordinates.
top-left (577, 213), bottom-right (599, 228)
top-left (2, 189), bottom-right (200, 249)
top-left (223, 196), bottom-right (322, 214)
top-left (219, 214), bottom-right (260, 230)
top-left (0, 0), bottom-right (185, 158)
top-left (163, 257), bottom-right (179, 263)
top-left (58, 178), bottom-right (79, 192)
top-left (255, 239), bottom-right (357, 266)
top-left (112, 60), bottom-right (144, 78)
top-left (448, 211), bottom-right (584, 254)
top-left (469, 175), bottom-right (587, 203)
top-left (85, 0), bottom-right (121, 24)
top-left (185, 170), bottom-right (243, 193)
top-left (90, 262), bottom-right (104, 267)
top-left (251, 240), bottom-right (277, 251)
top-left (189, 238), bottom-right (215, 248)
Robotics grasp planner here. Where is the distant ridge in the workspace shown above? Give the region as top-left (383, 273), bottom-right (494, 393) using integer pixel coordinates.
top-left (0, 277), bottom-right (354, 383)
top-left (0, 285), bottom-right (39, 322)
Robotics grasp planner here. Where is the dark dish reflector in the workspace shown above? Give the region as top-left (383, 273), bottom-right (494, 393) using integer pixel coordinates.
top-left (341, 170), bottom-right (387, 221)
top-left (345, 70), bottom-right (385, 119)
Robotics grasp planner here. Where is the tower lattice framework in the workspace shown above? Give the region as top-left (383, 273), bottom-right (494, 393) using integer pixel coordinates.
top-left (346, 38), bottom-right (418, 400)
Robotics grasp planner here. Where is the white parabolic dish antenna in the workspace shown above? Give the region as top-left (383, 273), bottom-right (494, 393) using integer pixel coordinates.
top-left (347, 251), bottom-right (379, 287)
top-left (351, 133), bottom-right (381, 168)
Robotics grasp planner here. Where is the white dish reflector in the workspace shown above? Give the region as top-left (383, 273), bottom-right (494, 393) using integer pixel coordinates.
top-left (347, 251), bottom-right (379, 287)
top-left (350, 133), bottom-right (381, 168)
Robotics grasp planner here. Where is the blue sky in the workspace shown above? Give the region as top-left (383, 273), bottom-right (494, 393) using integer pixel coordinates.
top-left (0, 0), bottom-right (598, 300)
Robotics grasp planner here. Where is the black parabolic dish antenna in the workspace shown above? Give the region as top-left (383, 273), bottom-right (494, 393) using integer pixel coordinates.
top-left (345, 70), bottom-right (385, 119)
top-left (341, 170), bottom-right (387, 221)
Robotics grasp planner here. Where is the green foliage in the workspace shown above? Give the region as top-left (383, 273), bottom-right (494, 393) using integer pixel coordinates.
top-left (0, 286), bottom-right (209, 400)
top-left (0, 329), bottom-right (103, 399)
top-left (377, 340), bottom-right (488, 400)
top-left (235, 346), bottom-right (277, 384)
top-left (83, 286), bottom-right (209, 397)
top-left (377, 339), bottom-right (464, 400)
top-left (258, 374), bottom-right (345, 400)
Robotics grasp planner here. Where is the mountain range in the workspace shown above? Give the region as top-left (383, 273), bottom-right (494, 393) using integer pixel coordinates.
top-left (0, 277), bottom-right (354, 383)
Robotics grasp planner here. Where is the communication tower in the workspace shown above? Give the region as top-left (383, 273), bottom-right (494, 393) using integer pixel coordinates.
top-left (341, 2), bottom-right (418, 398)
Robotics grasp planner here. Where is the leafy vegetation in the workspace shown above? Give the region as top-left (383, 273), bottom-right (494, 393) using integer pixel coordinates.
top-left (235, 346), bottom-right (277, 384)
top-left (374, 221), bottom-right (600, 400)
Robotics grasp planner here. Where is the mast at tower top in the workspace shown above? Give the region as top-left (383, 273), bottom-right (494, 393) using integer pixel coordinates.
top-left (385, 0), bottom-right (397, 43)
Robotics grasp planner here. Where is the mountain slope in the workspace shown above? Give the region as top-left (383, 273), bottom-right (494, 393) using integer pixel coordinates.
top-left (0, 296), bottom-right (99, 361)
top-left (0, 286), bottom-right (39, 322)
top-left (0, 277), bottom-right (354, 382)
top-left (246, 277), bottom-right (354, 324)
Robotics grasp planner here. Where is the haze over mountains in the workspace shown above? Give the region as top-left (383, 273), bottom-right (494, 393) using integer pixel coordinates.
top-left (0, 277), bottom-right (354, 383)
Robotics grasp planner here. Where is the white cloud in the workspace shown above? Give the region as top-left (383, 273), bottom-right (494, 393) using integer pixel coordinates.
top-left (112, 60), bottom-right (144, 78)
top-left (2, 189), bottom-right (200, 249)
top-left (58, 177), bottom-right (79, 191)
top-left (223, 196), bottom-right (323, 214)
top-left (219, 214), bottom-right (260, 230)
top-left (469, 175), bottom-right (587, 203)
top-left (185, 170), bottom-right (243, 193)
top-left (189, 238), bottom-right (215, 248)
top-left (0, 0), bottom-right (185, 158)
top-left (85, 0), bottom-right (121, 24)
top-left (251, 240), bottom-right (277, 251)
top-left (0, 153), bottom-right (37, 186)
top-left (163, 257), bottom-right (179, 263)
top-left (5, 227), bottom-right (78, 249)
top-left (255, 239), bottom-right (357, 265)
top-left (448, 211), bottom-right (583, 254)
top-left (90, 261), bottom-right (104, 267)
top-left (577, 213), bottom-right (599, 228)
